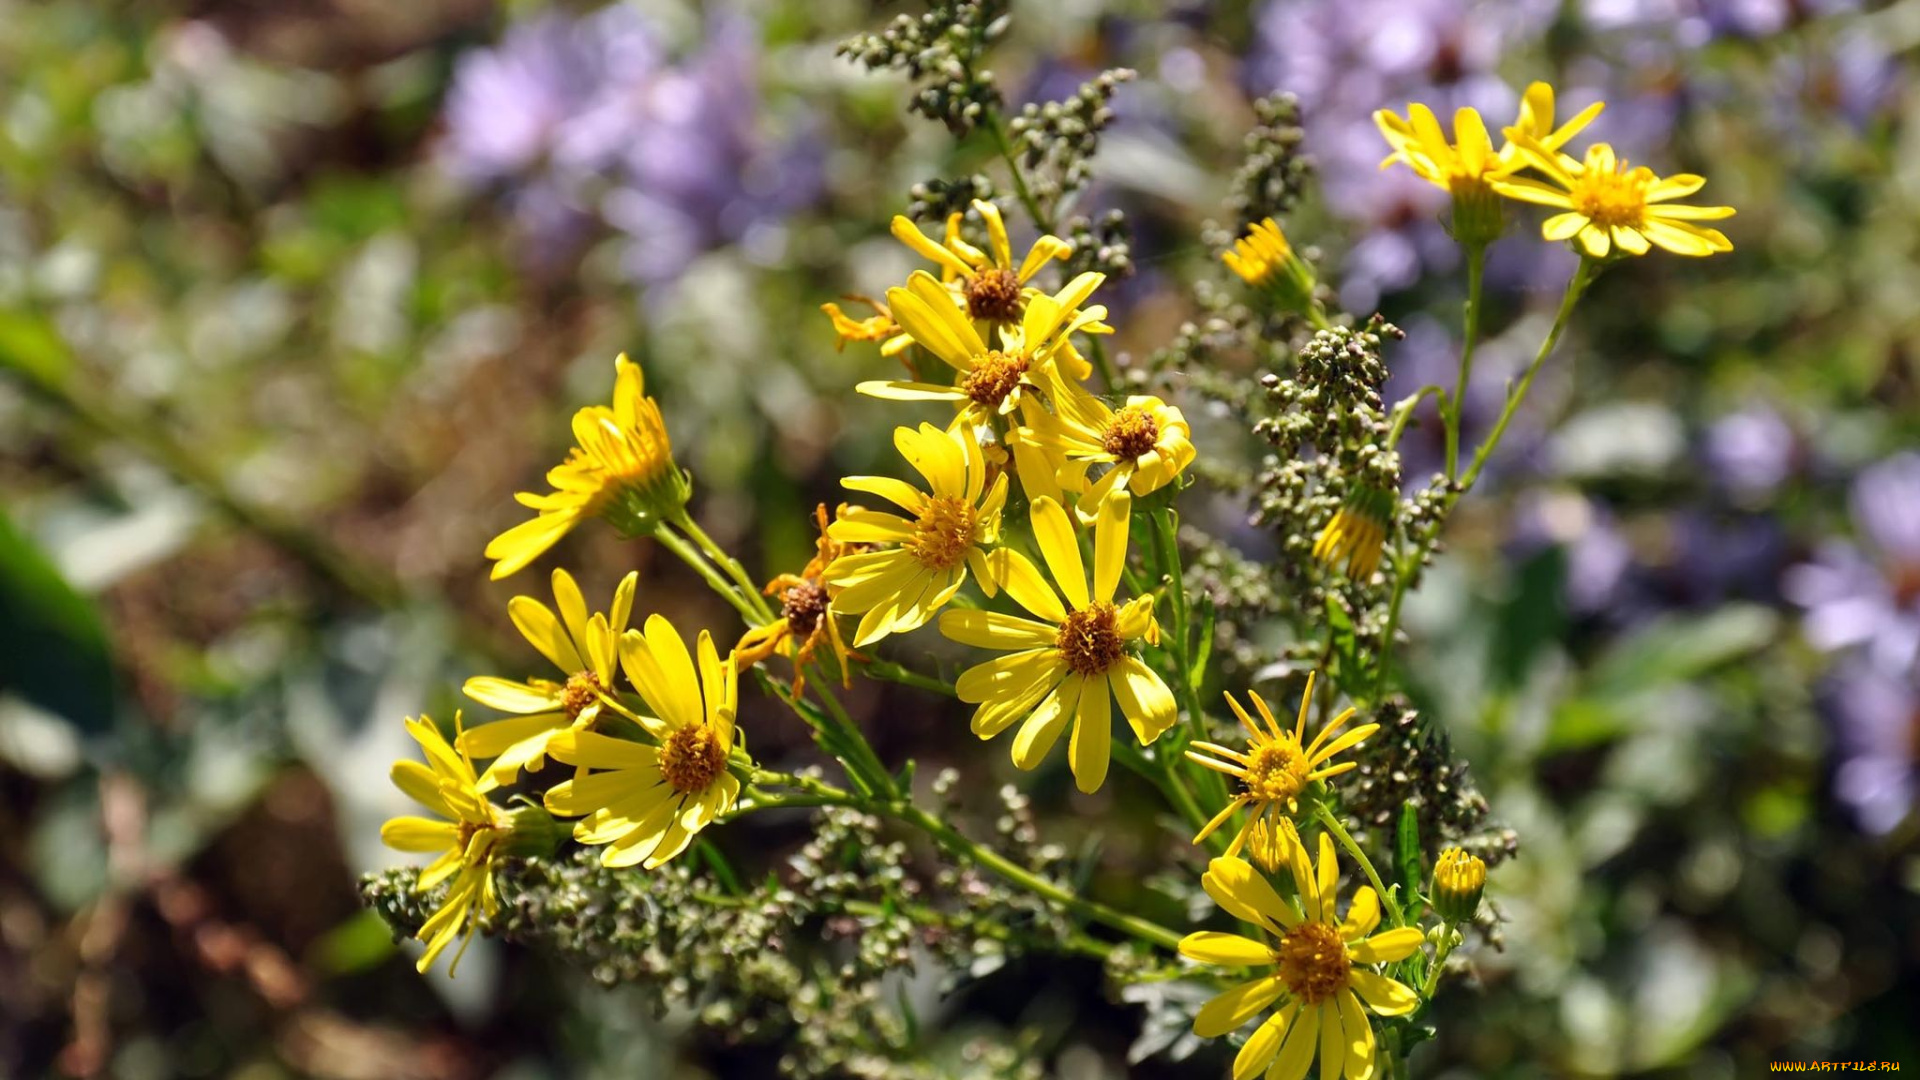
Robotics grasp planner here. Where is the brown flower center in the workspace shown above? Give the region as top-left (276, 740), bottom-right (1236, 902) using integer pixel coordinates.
top-left (960, 350), bottom-right (1030, 408)
top-left (658, 724), bottom-right (727, 794)
top-left (963, 268), bottom-right (1024, 322)
top-left (561, 670), bottom-right (605, 720)
top-left (1056, 602), bottom-right (1125, 677)
top-left (906, 495), bottom-right (978, 572)
top-left (1242, 739), bottom-right (1309, 805)
top-left (1101, 405), bottom-right (1161, 460)
top-left (781, 578), bottom-right (829, 637)
top-left (1275, 921), bottom-right (1350, 1004)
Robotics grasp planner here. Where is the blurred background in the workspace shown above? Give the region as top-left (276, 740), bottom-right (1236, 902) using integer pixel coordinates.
top-left (2, 0), bottom-right (1918, 1076)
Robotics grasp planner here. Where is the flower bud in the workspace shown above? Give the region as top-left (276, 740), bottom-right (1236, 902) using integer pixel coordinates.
top-left (1431, 847), bottom-right (1486, 924)
top-left (499, 804), bottom-right (568, 860)
top-left (1448, 178), bottom-right (1506, 249)
top-left (1222, 218), bottom-right (1317, 314)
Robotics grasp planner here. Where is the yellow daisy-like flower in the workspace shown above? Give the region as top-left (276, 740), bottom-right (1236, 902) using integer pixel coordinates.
top-left (890, 199), bottom-right (1073, 327)
top-left (1376, 83), bottom-right (1604, 245)
top-left (1189, 672), bottom-right (1379, 856)
top-left (1375, 82), bottom-right (1603, 194)
top-left (1180, 834), bottom-right (1424, 1080)
top-left (457, 568), bottom-right (636, 786)
top-left (938, 491), bottom-right (1177, 793)
top-left (734, 503), bottom-right (859, 695)
top-left (484, 353), bottom-right (691, 581)
top-left (380, 713), bottom-right (508, 974)
top-left (1494, 141), bottom-right (1735, 258)
top-left (823, 423), bottom-right (1009, 646)
top-left (859, 270), bottom-right (1110, 429)
top-left (1313, 487), bottom-right (1394, 581)
top-left (543, 617), bottom-right (741, 869)
top-left (1017, 379), bottom-right (1196, 516)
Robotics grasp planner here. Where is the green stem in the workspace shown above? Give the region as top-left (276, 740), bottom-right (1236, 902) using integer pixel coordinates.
top-left (673, 510), bottom-right (774, 623)
top-left (1314, 803), bottom-right (1405, 929)
top-left (1386, 386), bottom-right (1444, 451)
top-left (1443, 243), bottom-right (1487, 481)
top-left (1457, 257), bottom-right (1594, 494)
top-left (984, 112), bottom-right (1050, 232)
top-left (889, 800), bottom-right (1184, 952)
top-left (654, 525), bottom-right (765, 625)
top-left (808, 668), bottom-right (900, 799)
top-left (859, 659), bottom-right (958, 698)
top-left (1419, 930), bottom-right (1458, 1000)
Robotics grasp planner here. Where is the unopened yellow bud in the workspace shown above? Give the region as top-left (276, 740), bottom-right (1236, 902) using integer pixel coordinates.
top-left (1432, 847), bottom-right (1486, 924)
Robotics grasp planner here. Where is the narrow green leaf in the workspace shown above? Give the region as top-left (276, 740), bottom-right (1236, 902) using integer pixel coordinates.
top-left (1395, 802), bottom-right (1425, 921)
top-left (0, 510), bottom-right (115, 732)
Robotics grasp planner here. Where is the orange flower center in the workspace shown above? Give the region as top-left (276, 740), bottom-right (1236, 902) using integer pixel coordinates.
top-left (1276, 922), bottom-right (1350, 1004)
top-left (658, 724), bottom-right (727, 794)
top-left (906, 495), bottom-right (978, 572)
top-left (961, 350), bottom-right (1030, 408)
top-left (1056, 602), bottom-right (1125, 676)
top-left (1572, 166), bottom-right (1651, 229)
top-left (561, 670), bottom-right (604, 720)
top-left (963, 268), bottom-right (1024, 322)
top-left (1242, 739), bottom-right (1310, 805)
top-left (1101, 405), bottom-right (1161, 461)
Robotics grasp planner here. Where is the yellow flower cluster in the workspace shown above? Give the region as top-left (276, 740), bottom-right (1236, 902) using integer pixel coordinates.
top-left (1370, 80), bottom-right (1734, 258)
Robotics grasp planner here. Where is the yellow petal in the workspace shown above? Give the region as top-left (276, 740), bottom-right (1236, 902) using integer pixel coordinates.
top-left (1108, 657), bottom-right (1177, 745)
top-left (381, 816), bottom-right (458, 853)
top-left (1068, 677), bottom-right (1112, 793)
top-left (1339, 990), bottom-right (1378, 1080)
top-left (939, 608), bottom-right (1059, 650)
top-left (993, 547), bottom-right (1067, 623)
top-left (1269, 1001), bottom-right (1320, 1080)
top-left (1318, 997), bottom-right (1346, 1080)
top-left (1092, 489), bottom-right (1129, 604)
top-left (1010, 673), bottom-right (1082, 769)
top-left (1029, 496), bottom-right (1089, 610)
top-left (548, 729), bottom-right (661, 771)
top-left (1349, 970), bottom-right (1419, 1016)
top-left (1193, 976), bottom-right (1286, 1038)
top-left (1202, 856), bottom-right (1300, 933)
top-left (1339, 887), bottom-right (1381, 943)
top-left (1350, 927), bottom-right (1424, 965)
top-left (1235, 1003), bottom-right (1297, 1080)
top-left (840, 475), bottom-right (930, 515)
top-left (509, 596), bottom-right (585, 675)
top-left (1179, 931), bottom-right (1274, 967)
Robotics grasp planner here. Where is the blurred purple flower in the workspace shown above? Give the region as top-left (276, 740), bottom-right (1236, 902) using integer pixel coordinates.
top-left (1819, 659), bottom-right (1918, 835)
top-left (1704, 404), bottom-right (1800, 501)
top-left (439, 6), bottom-right (816, 286)
top-left (1784, 453), bottom-right (1920, 675)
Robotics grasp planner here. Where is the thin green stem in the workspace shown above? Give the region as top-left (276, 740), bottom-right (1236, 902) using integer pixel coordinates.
top-left (1386, 386), bottom-right (1444, 451)
top-left (858, 658), bottom-right (959, 698)
top-left (1457, 257), bottom-right (1594, 494)
top-left (888, 800), bottom-right (1184, 952)
top-left (1314, 803), bottom-right (1405, 929)
top-left (984, 112), bottom-right (1050, 232)
top-left (1443, 243), bottom-right (1488, 481)
top-left (808, 668), bottom-right (900, 799)
top-left (673, 510), bottom-right (774, 623)
top-left (654, 525), bottom-right (764, 625)
top-left (1419, 931), bottom-right (1458, 1000)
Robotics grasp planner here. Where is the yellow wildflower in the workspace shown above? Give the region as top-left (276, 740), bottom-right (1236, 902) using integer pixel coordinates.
top-left (1017, 380), bottom-right (1195, 517)
top-left (1189, 673), bottom-right (1379, 857)
top-left (890, 199), bottom-right (1073, 326)
top-left (734, 503), bottom-right (859, 695)
top-left (859, 269), bottom-right (1109, 430)
top-left (1223, 218), bottom-right (1311, 295)
top-left (1495, 141), bottom-right (1734, 258)
top-left (1180, 832), bottom-right (1424, 1080)
top-left (939, 492), bottom-right (1176, 793)
top-left (823, 423), bottom-right (1008, 646)
top-left (485, 353), bottom-right (690, 580)
top-left (457, 569), bottom-right (635, 786)
top-left (544, 617), bottom-right (740, 869)
top-left (1376, 83), bottom-right (1604, 245)
top-left (380, 713), bottom-right (508, 974)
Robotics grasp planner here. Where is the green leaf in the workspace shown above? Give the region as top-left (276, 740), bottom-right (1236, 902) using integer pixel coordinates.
top-left (1190, 594), bottom-right (1215, 693)
top-left (0, 510), bottom-right (115, 732)
top-left (1395, 801), bottom-right (1424, 920)
top-left (1323, 595), bottom-right (1360, 684)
